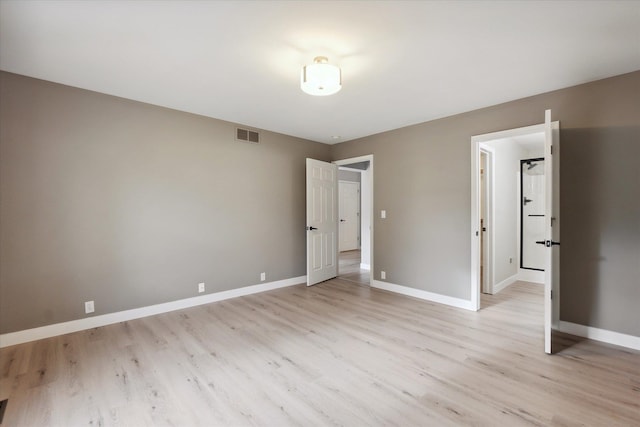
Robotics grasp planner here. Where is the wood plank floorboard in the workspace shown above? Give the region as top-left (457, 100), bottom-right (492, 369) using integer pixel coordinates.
top-left (1, 279), bottom-right (639, 426)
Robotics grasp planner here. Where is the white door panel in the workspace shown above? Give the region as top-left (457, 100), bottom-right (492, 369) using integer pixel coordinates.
top-left (543, 110), bottom-right (560, 354)
top-left (307, 158), bottom-right (338, 286)
top-left (339, 181), bottom-right (360, 252)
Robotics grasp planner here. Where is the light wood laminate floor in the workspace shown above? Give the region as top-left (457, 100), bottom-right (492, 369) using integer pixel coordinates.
top-left (1, 279), bottom-right (639, 426)
top-left (338, 249), bottom-right (370, 285)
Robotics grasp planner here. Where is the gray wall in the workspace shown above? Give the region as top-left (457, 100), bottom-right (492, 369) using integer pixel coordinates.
top-left (0, 72), bottom-right (331, 334)
top-left (2, 70), bottom-right (638, 338)
top-left (332, 71), bottom-right (640, 337)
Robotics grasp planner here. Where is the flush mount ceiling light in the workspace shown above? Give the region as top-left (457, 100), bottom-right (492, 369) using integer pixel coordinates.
top-left (301, 56), bottom-right (342, 96)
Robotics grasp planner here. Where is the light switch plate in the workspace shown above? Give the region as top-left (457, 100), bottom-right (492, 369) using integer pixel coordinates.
top-left (85, 301), bottom-right (95, 314)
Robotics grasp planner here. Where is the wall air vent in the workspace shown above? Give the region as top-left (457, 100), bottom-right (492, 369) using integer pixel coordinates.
top-left (236, 127), bottom-right (260, 144)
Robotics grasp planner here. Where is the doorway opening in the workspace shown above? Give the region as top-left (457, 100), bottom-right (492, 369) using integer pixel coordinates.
top-left (478, 132), bottom-right (546, 299)
top-left (334, 155), bottom-right (374, 286)
top-left (473, 128), bottom-right (546, 304)
top-left (471, 112), bottom-right (560, 354)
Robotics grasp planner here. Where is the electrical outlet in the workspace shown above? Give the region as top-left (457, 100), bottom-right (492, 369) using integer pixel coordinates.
top-left (381, 210), bottom-right (387, 219)
top-left (381, 271), bottom-right (386, 280)
top-left (260, 272), bottom-right (266, 281)
top-left (85, 300), bottom-right (95, 314)
top-left (198, 282), bottom-right (205, 293)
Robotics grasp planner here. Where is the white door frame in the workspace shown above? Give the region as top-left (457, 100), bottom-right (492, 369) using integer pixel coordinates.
top-left (470, 122), bottom-right (559, 316)
top-left (334, 155), bottom-right (374, 284)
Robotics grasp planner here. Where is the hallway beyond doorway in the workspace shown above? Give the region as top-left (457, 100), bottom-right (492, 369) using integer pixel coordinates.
top-left (338, 250), bottom-right (370, 285)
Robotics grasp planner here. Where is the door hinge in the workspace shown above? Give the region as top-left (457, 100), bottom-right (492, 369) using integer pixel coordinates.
top-left (550, 145), bottom-right (553, 155)
top-left (551, 290), bottom-right (553, 300)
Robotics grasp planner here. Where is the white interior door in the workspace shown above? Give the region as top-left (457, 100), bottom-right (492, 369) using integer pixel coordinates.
top-left (543, 109), bottom-right (560, 354)
top-left (306, 158), bottom-right (338, 286)
top-left (339, 181), bottom-right (360, 252)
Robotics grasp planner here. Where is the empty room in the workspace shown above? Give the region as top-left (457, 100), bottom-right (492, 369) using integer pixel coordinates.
top-left (1, 1), bottom-right (639, 425)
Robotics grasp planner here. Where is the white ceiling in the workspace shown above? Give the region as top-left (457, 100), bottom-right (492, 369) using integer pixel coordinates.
top-left (1, 1), bottom-right (639, 144)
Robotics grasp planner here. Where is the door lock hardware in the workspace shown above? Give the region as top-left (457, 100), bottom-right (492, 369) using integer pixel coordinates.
top-left (536, 240), bottom-right (560, 247)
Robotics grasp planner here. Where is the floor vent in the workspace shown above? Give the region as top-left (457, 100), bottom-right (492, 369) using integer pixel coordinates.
top-left (236, 127), bottom-right (260, 143)
top-left (0, 399), bottom-right (7, 424)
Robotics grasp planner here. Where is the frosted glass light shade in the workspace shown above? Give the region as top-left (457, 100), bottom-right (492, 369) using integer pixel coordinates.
top-left (301, 56), bottom-right (342, 96)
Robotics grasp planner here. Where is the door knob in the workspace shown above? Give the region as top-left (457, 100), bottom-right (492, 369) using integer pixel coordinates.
top-left (340, 219), bottom-right (346, 222)
top-left (307, 226), bottom-right (318, 231)
top-left (536, 240), bottom-right (560, 247)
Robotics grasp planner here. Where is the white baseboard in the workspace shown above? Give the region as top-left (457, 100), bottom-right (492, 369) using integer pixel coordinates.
top-left (372, 280), bottom-right (474, 311)
top-left (518, 268), bottom-right (544, 284)
top-left (0, 275), bottom-right (306, 348)
top-left (492, 273), bottom-right (519, 294)
top-left (558, 321), bottom-right (640, 351)
top-left (360, 263), bottom-right (371, 270)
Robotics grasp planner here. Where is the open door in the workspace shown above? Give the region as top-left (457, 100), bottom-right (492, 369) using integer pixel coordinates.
top-left (306, 158), bottom-right (338, 286)
top-left (543, 109), bottom-right (560, 354)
